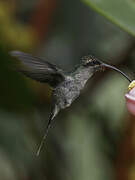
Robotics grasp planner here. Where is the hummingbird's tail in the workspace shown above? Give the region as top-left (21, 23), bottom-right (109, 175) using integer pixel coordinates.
top-left (36, 105), bottom-right (59, 156)
top-left (102, 63), bottom-right (132, 83)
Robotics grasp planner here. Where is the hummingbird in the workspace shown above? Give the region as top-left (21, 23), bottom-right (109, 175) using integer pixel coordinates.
top-left (10, 51), bottom-right (131, 156)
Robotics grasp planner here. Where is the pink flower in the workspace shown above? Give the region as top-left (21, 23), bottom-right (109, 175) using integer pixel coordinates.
top-left (125, 85), bottom-right (135, 116)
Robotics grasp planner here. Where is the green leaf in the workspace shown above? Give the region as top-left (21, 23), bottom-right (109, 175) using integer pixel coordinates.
top-left (83, 0), bottom-right (135, 37)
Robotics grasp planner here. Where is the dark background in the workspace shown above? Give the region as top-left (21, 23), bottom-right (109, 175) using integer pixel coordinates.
top-left (0, 0), bottom-right (135, 179)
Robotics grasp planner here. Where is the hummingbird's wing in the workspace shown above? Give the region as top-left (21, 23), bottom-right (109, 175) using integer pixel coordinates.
top-left (10, 51), bottom-right (65, 88)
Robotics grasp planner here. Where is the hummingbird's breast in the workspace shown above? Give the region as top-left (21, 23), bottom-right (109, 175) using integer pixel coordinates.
top-left (52, 67), bottom-right (94, 110)
top-left (73, 66), bottom-right (94, 90)
top-left (52, 76), bottom-right (80, 109)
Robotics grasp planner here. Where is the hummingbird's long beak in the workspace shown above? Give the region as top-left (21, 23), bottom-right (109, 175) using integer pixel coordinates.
top-left (102, 63), bottom-right (132, 83)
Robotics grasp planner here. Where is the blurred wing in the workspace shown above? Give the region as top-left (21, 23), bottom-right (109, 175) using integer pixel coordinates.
top-left (10, 51), bottom-right (65, 88)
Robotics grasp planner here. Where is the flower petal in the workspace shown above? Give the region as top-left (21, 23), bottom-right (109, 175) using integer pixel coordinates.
top-left (125, 86), bottom-right (135, 115)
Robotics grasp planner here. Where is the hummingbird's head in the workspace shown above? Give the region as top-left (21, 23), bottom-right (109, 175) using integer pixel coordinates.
top-left (81, 55), bottom-right (104, 70)
top-left (81, 55), bottom-right (131, 82)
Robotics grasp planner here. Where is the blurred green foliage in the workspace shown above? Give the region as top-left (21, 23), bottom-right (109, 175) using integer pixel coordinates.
top-left (0, 47), bottom-right (34, 111)
top-left (84, 0), bottom-right (135, 36)
top-left (0, 1), bottom-right (36, 50)
top-left (0, 0), bottom-right (134, 180)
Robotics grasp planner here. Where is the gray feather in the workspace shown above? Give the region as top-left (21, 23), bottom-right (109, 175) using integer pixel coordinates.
top-left (10, 51), bottom-right (65, 88)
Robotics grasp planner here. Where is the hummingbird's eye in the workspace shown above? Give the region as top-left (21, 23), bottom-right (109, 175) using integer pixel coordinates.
top-left (81, 55), bottom-right (101, 67)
